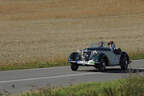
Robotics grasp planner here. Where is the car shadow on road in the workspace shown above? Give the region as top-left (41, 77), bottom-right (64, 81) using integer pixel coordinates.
top-left (78, 68), bottom-right (144, 73)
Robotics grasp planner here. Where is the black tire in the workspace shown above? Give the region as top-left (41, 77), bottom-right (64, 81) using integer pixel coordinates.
top-left (98, 59), bottom-right (106, 72)
top-left (120, 56), bottom-right (128, 70)
top-left (71, 63), bottom-right (79, 71)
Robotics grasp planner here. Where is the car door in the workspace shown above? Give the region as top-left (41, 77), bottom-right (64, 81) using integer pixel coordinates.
top-left (112, 53), bottom-right (121, 65)
top-left (103, 51), bottom-right (120, 65)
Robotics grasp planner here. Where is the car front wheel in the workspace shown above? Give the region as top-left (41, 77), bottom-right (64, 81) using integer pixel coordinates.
top-left (71, 63), bottom-right (79, 71)
top-left (120, 56), bottom-right (128, 70)
top-left (98, 59), bottom-right (106, 72)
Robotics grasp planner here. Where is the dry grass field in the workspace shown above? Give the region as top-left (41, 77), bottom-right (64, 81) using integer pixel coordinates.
top-left (0, 0), bottom-right (144, 65)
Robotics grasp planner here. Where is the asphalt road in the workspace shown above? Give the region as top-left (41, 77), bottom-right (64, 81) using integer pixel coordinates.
top-left (0, 59), bottom-right (144, 94)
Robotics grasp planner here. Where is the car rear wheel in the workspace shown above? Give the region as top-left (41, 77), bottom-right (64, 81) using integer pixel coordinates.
top-left (120, 56), bottom-right (128, 70)
top-left (71, 63), bottom-right (79, 71)
top-left (98, 59), bottom-right (106, 72)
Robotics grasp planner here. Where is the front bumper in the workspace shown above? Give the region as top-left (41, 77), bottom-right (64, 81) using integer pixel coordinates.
top-left (69, 61), bottom-right (100, 66)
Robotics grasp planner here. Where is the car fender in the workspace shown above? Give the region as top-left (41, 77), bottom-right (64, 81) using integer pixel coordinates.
top-left (68, 52), bottom-right (81, 62)
top-left (120, 52), bottom-right (130, 64)
top-left (97, 53), bottom-right (109, 66)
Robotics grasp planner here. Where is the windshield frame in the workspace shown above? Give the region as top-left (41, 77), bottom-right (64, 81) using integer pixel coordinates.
top-left (90, 42), bottom-right (109, 48)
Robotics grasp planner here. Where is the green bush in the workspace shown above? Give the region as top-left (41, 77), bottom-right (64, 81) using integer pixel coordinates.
top-left (19, 75), bottom-right (144, 96)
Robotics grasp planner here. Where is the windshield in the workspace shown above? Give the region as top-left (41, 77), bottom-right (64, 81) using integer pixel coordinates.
top-left (90, 42), bottom-right (109, 48)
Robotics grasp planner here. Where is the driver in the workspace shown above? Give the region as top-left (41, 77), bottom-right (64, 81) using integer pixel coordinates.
top-left (108, 41), bottom-right (115, 51)
top-left (98, 41), bottom-right (104, 48)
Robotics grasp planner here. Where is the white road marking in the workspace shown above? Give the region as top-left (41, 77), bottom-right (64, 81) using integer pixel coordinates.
top-left (0, 72), bottom-right (100, 84)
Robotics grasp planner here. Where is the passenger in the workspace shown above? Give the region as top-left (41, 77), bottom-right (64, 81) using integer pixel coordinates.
top-left (108, 41), bottom-right (115, 51)
top-left (98, 41), bottom-right (104, 48)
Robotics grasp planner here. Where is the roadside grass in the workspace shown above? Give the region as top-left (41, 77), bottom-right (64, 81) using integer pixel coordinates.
top-left (0, 57), bottom-right (68, 71)
top-left (129, 50), bottom-right (144, 60)
top-left (0, 0), bottom-right (144, 71)
top-left (18, 75), bottom-right (144, 96)
top-left (0, 51), bottom-right (144, 71)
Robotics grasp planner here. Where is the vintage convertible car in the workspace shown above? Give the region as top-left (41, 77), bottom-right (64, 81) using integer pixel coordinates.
top-left (68, 42), bottom-right (131, 72)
